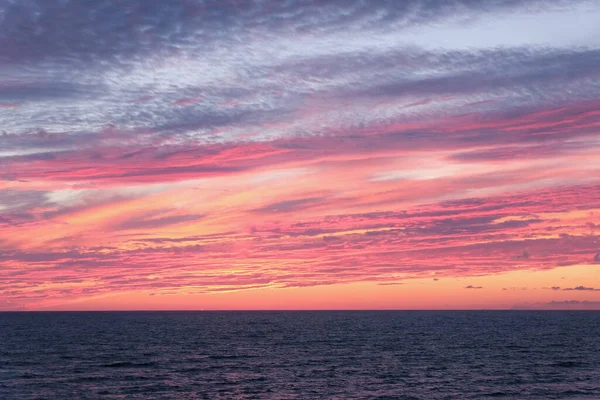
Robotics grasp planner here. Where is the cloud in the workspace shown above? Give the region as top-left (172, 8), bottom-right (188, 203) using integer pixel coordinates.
top-left (464, 285), bottom-right (483, 289)
top-left (1, 0), bottom-right (600, 310)
top-left (545, 285), bottom-right (600, 291)
top-left (0, 190), bottom-right (48, 212)
top-left (113, 212), bottom-right (205, 231)
top-left (251, 197), bottom-right (326, 214)
top-left (562, 286), bottom-right (600, 291)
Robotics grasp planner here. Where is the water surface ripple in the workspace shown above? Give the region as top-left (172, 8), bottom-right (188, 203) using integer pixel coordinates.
top-left (1, 311), bottom-right (599, 399)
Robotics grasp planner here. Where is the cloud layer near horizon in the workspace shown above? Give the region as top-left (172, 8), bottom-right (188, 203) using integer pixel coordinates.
top-left (1, 0), bottom-right (600, 309)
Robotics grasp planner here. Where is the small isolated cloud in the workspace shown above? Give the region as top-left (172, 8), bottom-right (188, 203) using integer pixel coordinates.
top-left (464, 285), bottom-right (483, 289)
top-left (433, 278), bottom-right (439, 281)
top-left (562, 286), bottom-right (600, 291)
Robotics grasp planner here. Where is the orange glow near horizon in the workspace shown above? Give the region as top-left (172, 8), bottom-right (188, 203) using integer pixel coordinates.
top-left (31, 265), bottom-right (600, 311)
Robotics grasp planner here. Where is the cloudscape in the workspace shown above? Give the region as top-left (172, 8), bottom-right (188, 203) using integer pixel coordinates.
top-left (1, 0), bottom-right (600, 310)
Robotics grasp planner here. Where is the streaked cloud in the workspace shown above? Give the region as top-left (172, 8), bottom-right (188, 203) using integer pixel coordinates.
top-left (562, 286), bottom-right (600, 291)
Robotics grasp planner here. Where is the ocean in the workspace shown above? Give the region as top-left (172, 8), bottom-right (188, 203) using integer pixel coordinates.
top-left (0, 311), bottom-right (599, 399)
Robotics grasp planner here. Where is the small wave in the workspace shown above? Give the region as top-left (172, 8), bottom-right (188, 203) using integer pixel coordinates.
top-left (175, 367), bottom-right (206, 373)
top-left (101, 361), bottom-right (156, 368)
top-left (559, 389), bottom-right (593, 396)
top-left (76, 376), bottom-right (107, 381)
top-left (551, 360), bottom-right (583, 368)
top-left (486, 392), bottom-right (513, 397)
top-left (18, 373), bottom-right (40, 379)
top-left (208, 354), bottom-right (257, 360)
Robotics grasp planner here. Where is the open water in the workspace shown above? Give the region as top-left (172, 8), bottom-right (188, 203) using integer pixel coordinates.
top-left (0, 311), bottom-right (599, 399)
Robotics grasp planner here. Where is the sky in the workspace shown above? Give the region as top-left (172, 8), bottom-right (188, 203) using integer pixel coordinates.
top-left (1, 0), bottom-right (600, 311)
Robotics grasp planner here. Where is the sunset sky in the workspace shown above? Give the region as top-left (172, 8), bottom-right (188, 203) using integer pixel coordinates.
top-left (1, 0), bottom-right (600, 311)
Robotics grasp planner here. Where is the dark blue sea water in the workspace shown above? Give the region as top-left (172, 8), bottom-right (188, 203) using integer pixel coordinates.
top-left (1, 311), bottom-right (599, 399)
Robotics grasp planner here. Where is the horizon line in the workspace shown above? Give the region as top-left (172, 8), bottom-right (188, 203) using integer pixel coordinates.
top-left (2, 309), bottom-right (600, 313)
